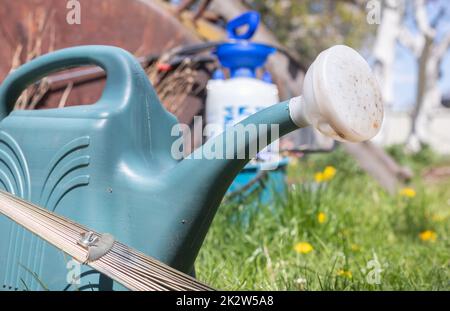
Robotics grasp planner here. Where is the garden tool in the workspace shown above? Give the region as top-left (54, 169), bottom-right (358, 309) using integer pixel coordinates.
top-left (0, 44), bottom-right (382, 291)
top-left (0, 190), bottom-right (213, 291)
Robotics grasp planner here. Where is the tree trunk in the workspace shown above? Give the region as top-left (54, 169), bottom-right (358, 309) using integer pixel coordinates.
top-left (371, 0), bottom-right (404, 145)
top-left (403, 0), bottom-right (450, 152)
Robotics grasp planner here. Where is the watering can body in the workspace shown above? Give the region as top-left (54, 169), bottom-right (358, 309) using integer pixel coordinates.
top-left (0, 46), bottom-right (208, 291)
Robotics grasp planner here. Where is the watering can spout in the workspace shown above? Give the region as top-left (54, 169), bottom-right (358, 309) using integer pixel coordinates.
top-left (173, 44), bottom-right (384, 198)
top-left (164, 45), bottom-right (384, 272)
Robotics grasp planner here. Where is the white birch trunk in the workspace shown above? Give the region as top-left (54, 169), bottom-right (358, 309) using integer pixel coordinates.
top-left (404, 0), bottom-right (450, 152)
top-left (372, 0), bottom-right (405, 144)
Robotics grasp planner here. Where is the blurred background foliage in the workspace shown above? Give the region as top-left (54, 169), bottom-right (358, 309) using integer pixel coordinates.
top-left (245, 0), bottom-right (376, 65)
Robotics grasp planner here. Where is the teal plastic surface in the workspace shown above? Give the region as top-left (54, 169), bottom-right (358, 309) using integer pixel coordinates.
top-left (0, 46), bottom-right (298, 291)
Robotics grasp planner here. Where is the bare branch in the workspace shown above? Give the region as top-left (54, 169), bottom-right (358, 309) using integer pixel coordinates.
top-left (414, 0), bottom-right (436, 38)
top-left (434, 32), bottom-right (450, 60)
top-left (398, 26), bottom-right (422, 57)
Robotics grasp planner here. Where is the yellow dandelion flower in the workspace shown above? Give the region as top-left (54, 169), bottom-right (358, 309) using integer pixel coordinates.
top-left (322, 166), bottom-right (336, 181)
top-left (336, 269), bottom-right (352, 278)
top-left (294, 242), bottom-right (314, 254)
top-left (399, 187), bottom-right (416, 198)
top-left (315, 166), bottom-right (336, 183)
top-left (419, 230), bottom-right (437, 242)
top-left (317, 212), bottom-right (327, 224)
top-left (314, 172), bottom-right (324, 183)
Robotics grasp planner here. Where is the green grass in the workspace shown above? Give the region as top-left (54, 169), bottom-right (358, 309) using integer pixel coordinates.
top-left (196, 146), bottom-right (450, 290)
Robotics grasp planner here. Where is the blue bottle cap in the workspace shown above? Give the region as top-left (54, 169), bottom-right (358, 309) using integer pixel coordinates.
top-left (215, 11), bottom-right (276, 79)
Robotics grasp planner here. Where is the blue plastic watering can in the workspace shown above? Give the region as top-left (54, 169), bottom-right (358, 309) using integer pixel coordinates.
top-left (0, 45), bottom-right (382, 290)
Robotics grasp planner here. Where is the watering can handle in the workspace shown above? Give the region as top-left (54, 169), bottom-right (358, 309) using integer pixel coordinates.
top-left (226, 11), bottom-right (260, 40)
top-left (0, 45), bottom-right (144, 120)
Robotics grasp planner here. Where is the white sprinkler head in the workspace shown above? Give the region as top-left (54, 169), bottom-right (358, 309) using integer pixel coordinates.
top-left (289, 45), bottom-right (383, 143)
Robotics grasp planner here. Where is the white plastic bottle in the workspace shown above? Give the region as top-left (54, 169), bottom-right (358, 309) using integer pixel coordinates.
top-left (205, 11), bottom-right (282, 168)
top-left (206, 76), bottom-right (278, 134)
